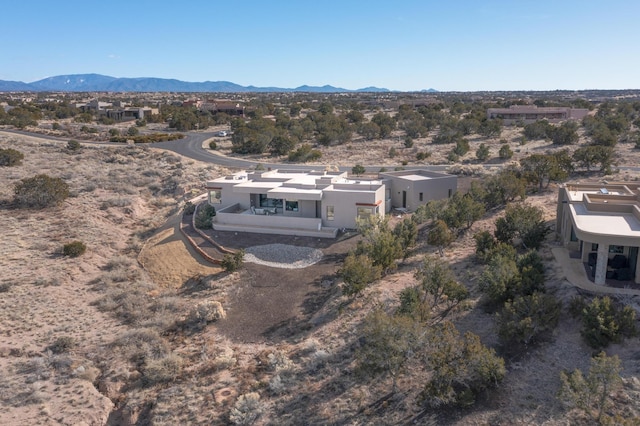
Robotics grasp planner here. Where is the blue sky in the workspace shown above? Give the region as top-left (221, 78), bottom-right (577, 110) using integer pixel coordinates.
top-left (3, 0), bottom-right (639, 91)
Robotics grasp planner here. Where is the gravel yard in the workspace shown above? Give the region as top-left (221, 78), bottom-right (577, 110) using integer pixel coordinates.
top-left (244, 243), bottom-right (324, 268)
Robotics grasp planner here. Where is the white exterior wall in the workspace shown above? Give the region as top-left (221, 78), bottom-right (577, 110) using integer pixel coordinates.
top-left (206, 180), bottom-right (248, 210)
top-left (282, 199), bottom-right (316, 218)
top-left (322, 185), bottom-right (385, 229)
top-left (383, 174), bottom-right (456, 211)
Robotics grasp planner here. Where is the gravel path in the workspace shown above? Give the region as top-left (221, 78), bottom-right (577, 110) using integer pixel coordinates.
top-left (244, 243), bottom-right (324, 269)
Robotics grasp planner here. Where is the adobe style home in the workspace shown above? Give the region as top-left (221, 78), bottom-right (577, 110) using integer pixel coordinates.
top-left (205, 169), bottom-right (456, 238)
top-left (487, 105), bottom-right (589, 124)
top-left (557, 181), bottom-right (640, 285)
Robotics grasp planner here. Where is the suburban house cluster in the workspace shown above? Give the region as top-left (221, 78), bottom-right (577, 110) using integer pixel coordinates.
top-left (487, 105), bottom-right (589, 124)
top-left (557, 181), bottom-right (640, 285)
top-left (205, 169), bottom-right (456, 238)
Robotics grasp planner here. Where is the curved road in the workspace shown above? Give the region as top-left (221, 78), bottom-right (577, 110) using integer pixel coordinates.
top-left (3, 128), bottom-right (637, 174)
top-left (0, 128), bottom-right (451, 172)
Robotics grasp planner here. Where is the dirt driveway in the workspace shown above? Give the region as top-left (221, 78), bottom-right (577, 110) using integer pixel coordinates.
top-left (208, 230), bottom-right (360, 342)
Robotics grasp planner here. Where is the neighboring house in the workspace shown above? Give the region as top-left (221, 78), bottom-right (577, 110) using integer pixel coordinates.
top-left (205, 169), bottom-right (456, 238)
top-left (557, 181), bottom-right (640, 285)
top-left (487, 105), bottom-right (589, 124)
top-left (200, 100), bottom-right (245, 116)
top-left (105, 107), bottom-right (157, 121)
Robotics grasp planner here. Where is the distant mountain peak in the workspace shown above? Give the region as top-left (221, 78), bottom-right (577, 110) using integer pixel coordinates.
top-left (0, 74), bottom-right (403, 93)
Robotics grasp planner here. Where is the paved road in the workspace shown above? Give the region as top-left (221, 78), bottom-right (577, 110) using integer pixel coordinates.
top-left (152, 132), bottom-right (452, 173)
top-left (4, 128), bottom-right (639, 174)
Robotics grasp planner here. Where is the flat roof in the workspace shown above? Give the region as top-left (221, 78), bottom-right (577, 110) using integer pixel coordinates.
top-left (571, 204), bottom-right (640, 237)
top-left (232, 181), bottom-right (282, 193)
top-left (398, 174), bottom-right (432, 181)
top-left (267, 187), bottom-right (323, 201)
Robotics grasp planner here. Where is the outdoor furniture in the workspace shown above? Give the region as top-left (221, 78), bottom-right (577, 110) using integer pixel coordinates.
top-left (609, 254), bottom-right (627, 269)
top-left (616, 268), bottom-right (633, 281)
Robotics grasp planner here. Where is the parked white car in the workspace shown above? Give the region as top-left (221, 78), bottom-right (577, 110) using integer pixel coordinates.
top-left (214, 131), bottom-right (227, 137)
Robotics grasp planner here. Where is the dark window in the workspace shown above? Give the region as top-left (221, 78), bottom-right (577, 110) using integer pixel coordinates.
top-left (285, 200), bottom-right (299, 212)
top-left (419, 192), bottom-right (423, 202)
top-left (259, 194), bottom-right (282, 208)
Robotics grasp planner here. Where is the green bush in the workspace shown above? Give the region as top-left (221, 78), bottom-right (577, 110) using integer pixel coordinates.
top-left (195, 204), bottom-right (216, 229)
top-left (581, 296), bottom-right (637, 348)
top-left (209, 140), bottom-right (217, 150)
top-left (14, 174), bottom-right (69, 208)
top-left (67, 140), bottom-right (81, 151)
top-left (0, 148), bottom-right (24, 166)
top-left (109, 133), bottom-right (185, 143)
top-left (63, 241), bottom-right (87, 257)
top-left (221, 250), bottom-right (245, 273)
top-left (183, 201), bottom-right (196, 215)
top-left (498, 144), bottom-right (513, 160)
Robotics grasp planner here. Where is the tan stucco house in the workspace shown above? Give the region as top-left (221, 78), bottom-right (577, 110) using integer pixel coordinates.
top-left (205, 168), bottom-right (456, 238)
top-left (557, 182), bottom-right (640, 285)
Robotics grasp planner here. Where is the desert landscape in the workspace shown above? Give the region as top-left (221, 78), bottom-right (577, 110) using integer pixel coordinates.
top-left (2, 92), bottom-right (640, 426)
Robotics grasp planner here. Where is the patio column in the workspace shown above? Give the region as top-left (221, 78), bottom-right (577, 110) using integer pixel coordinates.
top-left (594, 243), bottom-right (609, 285)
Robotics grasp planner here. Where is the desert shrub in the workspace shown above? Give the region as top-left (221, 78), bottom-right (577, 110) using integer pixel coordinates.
top-left (559, 352), bottom-right (623, 425)
top-left (142, 353), bottom-right (182, 386)
top-left (498, 144), bottom-right (513, 160)
top-left (340, 253), bottom-right (382, 297)
top-left (100, 197), bottom-right (131, 209)
top-left (581, 296), bottom-right (637, 348)
top-left (103, 255), bottom-right (133, 271)
top-left (209, 140), bottom-right (217, 150)
top-left (67, 140), bottom-right (81, 151)
top-left (288, 144), bottom-right (321, 162)
top-left (568, 295), bottom-right (587, 318)
top-left (416, 151), bottom-right (431, 161)
top-left (109, 133), bottom-right (185, 143)
top-left (188, 300), bottom-right (226, 325)
top-left (62, 241), bottom-right (86, 258)
top-left (0, 148), bottom-right (24, 166)
top-left (48, 336), bottom-right (76, 354)
top-left (195, 204), bottom-right (216, 229)
top-left (423, 321), bottom-right (505, 407)
top-left (112, 328), bottom-right (170, 363)
top-left (221, 250), bottom-right (244, 272)
top-left (497, 292), bottom-right (561, 351)
top-left (229, 392), bottom-right (263, 425)
top-left (14, 174), bottom-right (69, 208)
top-left (183, 201), bottom-right (196, 215)
top-left (404, 137), bottom-right (414, 148)
top-left (388, 147), bottom-right (397, 158)
top-left (476, 143), bottom-right (489, 161)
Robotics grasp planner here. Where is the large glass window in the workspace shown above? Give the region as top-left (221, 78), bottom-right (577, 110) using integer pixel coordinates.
top-left (357, 206), bottom-right (374, 219)
top-left (259, 194), bottom-right (282, 208)
top-left (209, 189), bottom-right (221, 204)
top-left (285, 200), bottom-right (299, 212)
top-left (609, 245), bottom-right (624, 254)
top-left (326, 205), bottom-right (334, 221)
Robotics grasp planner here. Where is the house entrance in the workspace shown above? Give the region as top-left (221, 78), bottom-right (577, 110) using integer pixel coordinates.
top-left (402, 191), bottom-right (407, 208)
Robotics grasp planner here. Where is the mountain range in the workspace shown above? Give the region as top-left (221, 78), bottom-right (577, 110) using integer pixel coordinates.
top-left (0, 73), bottom-right (438, 93)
